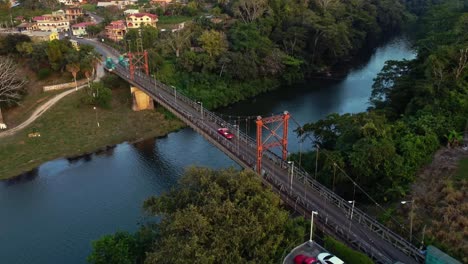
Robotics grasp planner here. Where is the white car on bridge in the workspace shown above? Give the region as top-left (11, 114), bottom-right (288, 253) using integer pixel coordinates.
top-left (317, 253), bottom-right (344, 264)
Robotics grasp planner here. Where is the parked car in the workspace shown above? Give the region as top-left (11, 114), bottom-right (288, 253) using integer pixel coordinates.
top-left (217, 128), bottom-right (234, 139)
top-left (294, 254), bottom-right (318, 264)
top-left (317, 253), bottom-right (344, 264)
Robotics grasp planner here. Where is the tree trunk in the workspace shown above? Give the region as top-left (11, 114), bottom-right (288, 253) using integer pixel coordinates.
top-left (0, 107), bottom-right (5, 129)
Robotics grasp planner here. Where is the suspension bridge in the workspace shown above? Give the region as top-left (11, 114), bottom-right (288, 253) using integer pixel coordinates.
top-left (87, 39), bottom-right (424, 264)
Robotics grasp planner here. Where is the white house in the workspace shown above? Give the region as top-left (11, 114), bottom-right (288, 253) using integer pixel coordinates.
top-left (71, 22), bottom-right (95, 36)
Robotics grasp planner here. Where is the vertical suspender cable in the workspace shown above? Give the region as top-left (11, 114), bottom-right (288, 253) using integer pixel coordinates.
top-left (314, 144), bottom-right (319, 180)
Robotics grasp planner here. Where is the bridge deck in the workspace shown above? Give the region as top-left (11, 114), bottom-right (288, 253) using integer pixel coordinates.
top-left (99, 49), bottom-right (424, 264)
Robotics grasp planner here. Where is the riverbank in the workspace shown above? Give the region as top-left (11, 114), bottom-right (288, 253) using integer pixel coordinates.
top-left (0, 87), bottom-right (184, 180)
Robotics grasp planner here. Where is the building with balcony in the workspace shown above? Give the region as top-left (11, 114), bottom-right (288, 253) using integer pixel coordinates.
top-left (97, 0), bottom-right (138, 9)
top-left (126, 13), bottom-right (158, 29)
top-left (33, 10), bottom-right (70, 32)
top-left (66, 7), bottom-right (84, 21)
top-left (71, 22), bottom-right (95, 36)
top-left (105, 20), bottom-right (126, 41)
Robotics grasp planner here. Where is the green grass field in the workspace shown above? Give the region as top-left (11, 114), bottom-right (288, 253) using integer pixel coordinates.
top-left (0, 88), bottom-right (184, 180)
top-left (158, 15), bottom-right (193, 25)
top-left (454, 157), bottom-right (468, 181)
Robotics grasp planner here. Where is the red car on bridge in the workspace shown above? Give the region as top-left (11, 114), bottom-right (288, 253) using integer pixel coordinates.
top-left (217, 128), bottom-right (234, 139)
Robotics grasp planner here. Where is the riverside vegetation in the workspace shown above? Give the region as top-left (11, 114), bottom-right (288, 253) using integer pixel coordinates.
top-left (0, 0), bottom-right (465, 262)
top-left (293, 0), bottom-right (467, 260)
top-left (89, 0), bottom-right (466, 262)
top-left (1, 0), bottom-right (411, 177)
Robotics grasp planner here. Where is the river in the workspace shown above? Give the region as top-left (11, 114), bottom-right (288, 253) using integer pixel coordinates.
top-left (0, 37), bottom-right (415, 264)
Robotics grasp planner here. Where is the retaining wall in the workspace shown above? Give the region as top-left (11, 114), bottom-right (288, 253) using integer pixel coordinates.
top-left (43, 79), bottom-right (89, 92)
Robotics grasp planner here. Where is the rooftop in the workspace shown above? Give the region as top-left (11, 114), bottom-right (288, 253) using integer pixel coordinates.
top-left (127, 12), bottom-right (158, 19)
top-left (72, 22), bottom-right (95, 28)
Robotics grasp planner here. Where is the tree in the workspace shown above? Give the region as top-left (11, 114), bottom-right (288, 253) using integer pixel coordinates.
top-left (162, 28), bottom-right (192, 58)
top-left (198, 30), bottom-right (228, 58)
top-left (47, 40), bottom-right (66, 71)
top-left (86, 82), bottom-right (112, 108)
top-left (0, 57), bottom-right (27, 107)
top-left (87, 232), bottom-right (137, 264)
top-left (86, 25), bottom-right (104, 37)
top-left (66, 62), bottom-right (80, 90)
top-left (142, 167), bottom-right (306, 264)
top-left (83, 49), bottom-right (102, 79)
top-left (231, 0), bottom-right (269, 23)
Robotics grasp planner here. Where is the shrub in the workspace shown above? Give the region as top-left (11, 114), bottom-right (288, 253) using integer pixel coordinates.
top-left (324, 236), bottom-right (374, 264)
top-left (37, 68), bottom-right (51, 80)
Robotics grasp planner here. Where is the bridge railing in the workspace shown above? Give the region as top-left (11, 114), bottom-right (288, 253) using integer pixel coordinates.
top-left (115, 66), bottom-right (259, 168)
top-left (290, 165), bottom-right (424, 262)
top-left (112, 66), bottom-right (424, 263)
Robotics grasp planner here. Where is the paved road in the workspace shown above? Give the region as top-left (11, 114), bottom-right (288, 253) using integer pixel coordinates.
top-left (0, 57), bottom-right (104, 138)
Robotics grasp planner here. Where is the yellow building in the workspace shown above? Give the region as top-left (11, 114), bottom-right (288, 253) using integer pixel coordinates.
top-left (49, 31), bottom-right (59, 41)
top-left (126, 13), bottom-right (158, 29)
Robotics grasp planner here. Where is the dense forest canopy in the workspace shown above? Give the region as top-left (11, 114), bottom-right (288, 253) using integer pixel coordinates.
top-left (112, 0), bottom-right (412, 108)
top-left (88, 168), bottom-right (306, 264)
top-left (297, 0), bottom-right (467, 202)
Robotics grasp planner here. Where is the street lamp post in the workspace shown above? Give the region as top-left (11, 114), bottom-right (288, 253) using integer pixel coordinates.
top-left (197, 101), bottom-right (203, 120)
top-left (309, 211), bottom-right (318, 242)
top-left (348, 200), bottom-right (355, 232)
top-left (401, 199), bottom-right (415, 242)
top-left (288, 161), bottom-right (294, 194)
top-left (348, 200), bottom-right (355, 220)
top-left (93, 106), bottom-right (100, 127)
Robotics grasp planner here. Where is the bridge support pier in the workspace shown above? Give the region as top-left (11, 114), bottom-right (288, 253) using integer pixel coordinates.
top-left (130, 86), bottom-right (154, 111)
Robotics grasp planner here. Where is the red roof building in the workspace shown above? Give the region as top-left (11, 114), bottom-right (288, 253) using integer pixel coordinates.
top-left (105, 20), bottom-right (127, 41)
top-left (126, 13), bottom-right (158, 29)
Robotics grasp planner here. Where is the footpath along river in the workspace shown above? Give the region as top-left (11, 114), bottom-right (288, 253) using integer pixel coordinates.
top-left (0, 37), bottom-right (415, 264)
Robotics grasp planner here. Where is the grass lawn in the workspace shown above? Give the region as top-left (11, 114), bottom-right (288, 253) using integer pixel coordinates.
top-left (0, 87), bottom-right (184, 180)
top-left (454, 156), bottom-right (468, 180)
top-left (3, 90), bottom-right (62, 128)
top-left (81, 4), bottom-right (97, 12)
top-left (158, 15), bottom-right (193, 25)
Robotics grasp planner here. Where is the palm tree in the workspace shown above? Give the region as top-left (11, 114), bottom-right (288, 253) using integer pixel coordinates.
top-left (66, 63), bottom-right (80, 91)
top-left (86, 50), bottom-right (102, 79)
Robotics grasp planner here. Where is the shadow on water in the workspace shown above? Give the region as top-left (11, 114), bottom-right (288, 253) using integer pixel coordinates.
top-left (2, 168), bottom-right (39, 185)
top-left (67, 153), bottom-right (93, 164)
top-left (131, 137), bottom-right (180, 188)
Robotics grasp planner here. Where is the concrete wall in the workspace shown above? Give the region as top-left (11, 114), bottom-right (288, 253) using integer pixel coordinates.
top-left (43, 79), bottom-right (88, 92)
top-left (131, 86), bottom-right (154, 111)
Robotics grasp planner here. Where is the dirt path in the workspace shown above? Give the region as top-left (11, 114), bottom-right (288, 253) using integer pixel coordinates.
top-left (0, 64), bottom-right (104, 138)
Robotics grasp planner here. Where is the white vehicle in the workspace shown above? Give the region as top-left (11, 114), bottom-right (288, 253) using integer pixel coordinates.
top-left (317, 253), bottom-right (344, 264)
